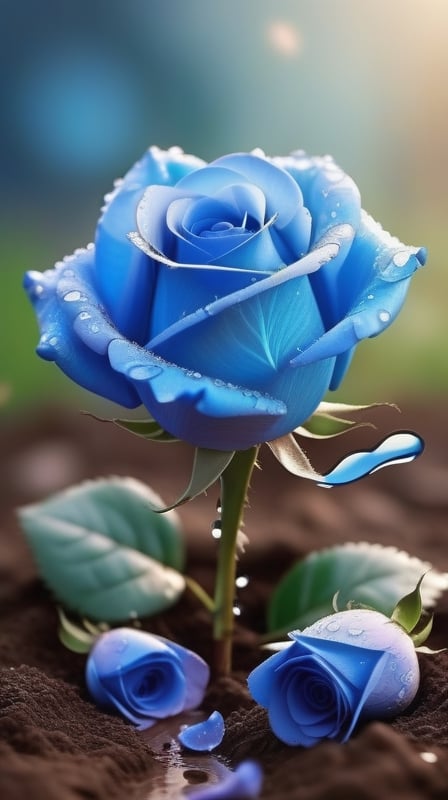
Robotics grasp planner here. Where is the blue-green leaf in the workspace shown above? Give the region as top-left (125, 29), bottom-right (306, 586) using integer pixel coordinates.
top-left (17, 477), bottom-right (186, 622)
top-left (267, 543), bottom-right (448, 635)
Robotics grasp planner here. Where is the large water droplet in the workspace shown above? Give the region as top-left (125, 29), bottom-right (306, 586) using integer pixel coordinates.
top-left (319, 431), bottom-right (424, 487)
top-left (393, 251), bottom-right (410, 268)
top-left (128, 364), bottom-right (163, 381)
top-left (378, 309), bottom-right (391, 323)
top-left (235, 575), bottom-right (249, 589)
top-left (326, 621), bottom-right (340, 632)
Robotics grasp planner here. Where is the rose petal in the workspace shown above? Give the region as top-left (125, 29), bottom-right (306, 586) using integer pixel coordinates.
top-left (178, 710), bottom-right (225, 751)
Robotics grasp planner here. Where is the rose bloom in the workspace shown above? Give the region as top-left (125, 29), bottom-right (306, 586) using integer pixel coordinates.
top-left (248, 609), bottom-right (419, 747)
top-left (86, 628), bottom-right (209, 729)
top-left (24, 147), bottom-right (425, 451)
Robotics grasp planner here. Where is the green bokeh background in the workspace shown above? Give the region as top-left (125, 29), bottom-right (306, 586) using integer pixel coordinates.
top-left (1, 0), bottom-right (446, 415)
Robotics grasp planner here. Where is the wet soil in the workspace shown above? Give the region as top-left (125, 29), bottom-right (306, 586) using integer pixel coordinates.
top-left (1, 401), bottom-right (448, 799)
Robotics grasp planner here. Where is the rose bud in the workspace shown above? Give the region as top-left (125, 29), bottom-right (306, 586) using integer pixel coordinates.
top-left (248, 608), bottom-right (419, 747)
top-left (86, 627), bottom-right (209, 729)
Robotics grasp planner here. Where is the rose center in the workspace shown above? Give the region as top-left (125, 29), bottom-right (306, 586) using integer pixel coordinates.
top-left (137, 669), bottom-right (164, 698)
top-left (307, 679), bottom-right (333, 708)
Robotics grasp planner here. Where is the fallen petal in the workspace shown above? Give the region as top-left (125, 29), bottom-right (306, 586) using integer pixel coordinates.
top-left (178, 710), bottom-right (225, 751)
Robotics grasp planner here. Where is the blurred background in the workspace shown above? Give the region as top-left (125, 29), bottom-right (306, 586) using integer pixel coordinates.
top-left (1, 0), bottom-right (446, 415)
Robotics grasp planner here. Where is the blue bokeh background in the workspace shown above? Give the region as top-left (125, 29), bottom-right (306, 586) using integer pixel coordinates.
top-left (1, 0), bottom-right (446, 412)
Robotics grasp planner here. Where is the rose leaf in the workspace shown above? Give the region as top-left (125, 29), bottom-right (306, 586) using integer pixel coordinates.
top-left (267, 542), bottom-right (448, 635)
top-left (17, 476), bottom-right (186, 622)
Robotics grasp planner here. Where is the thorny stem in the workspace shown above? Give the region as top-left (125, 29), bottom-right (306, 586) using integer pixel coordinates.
top-left (212, 446), bottom-right (259, 677)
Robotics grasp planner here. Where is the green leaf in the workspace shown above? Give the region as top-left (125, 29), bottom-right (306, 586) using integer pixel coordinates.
top-left (112, 416), bottom-right (180, 442)
top-left (267, 543), bottom-right (448, 635)
top-left (297, 401), bottom-right (397, 439)
top-left (18, 477), bottom-right (186, 622)
top-left (411, 613), bottom-right (434, 647)
top-left (391, 574), bottom-right (425, 632)
top-left (57, 608), bottom-right (96, 653)
top-left (81, 411), bottom-right (179, 442)
top-left (153, 447), bottom-right (235, 511)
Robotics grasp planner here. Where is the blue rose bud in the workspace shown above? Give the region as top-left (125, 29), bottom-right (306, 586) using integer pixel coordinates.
top-left (85, 627), bottom-right (209, 729)
top-left (24, 146), bottom-right (425, 451)
top-left (248, 609), bottom-right (419, 747)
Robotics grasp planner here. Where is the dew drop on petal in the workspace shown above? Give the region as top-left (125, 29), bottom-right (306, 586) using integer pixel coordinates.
top-left (348, 628), bottom-right (364, 637)
top-left (378, 310), bottom-right (391, 323)
top-left (326, 621), bottom-right (340, 632)
top-left (63, 290), bottom-right (82, 302)
top-left (128, 365), bottom-right (163, 381)
top-left (393, 251), bottom-right (410, 268)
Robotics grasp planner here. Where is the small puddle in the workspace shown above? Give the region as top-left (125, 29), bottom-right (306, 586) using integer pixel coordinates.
top-left (138, 711), bottom-right (231, 799)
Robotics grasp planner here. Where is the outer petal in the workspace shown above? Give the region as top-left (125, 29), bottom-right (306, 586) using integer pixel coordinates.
top-left (291, 213), bottom-right (426, 383)
top-left (94, 147), bottom-right (205, 341)
top-left (108, 338), bottom-right (287, 451)
top-left (154, 635), bottom-right (210, 710)
top-left (140, 244), bottom-right (341, 444)
top-left (23, 249), bottom-right (140, 408)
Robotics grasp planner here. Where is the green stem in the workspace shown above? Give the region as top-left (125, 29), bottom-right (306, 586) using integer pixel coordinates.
top-left (212, 446), bottom-right (259, 677)
top-left (184, 576), bottom-right (215, 613)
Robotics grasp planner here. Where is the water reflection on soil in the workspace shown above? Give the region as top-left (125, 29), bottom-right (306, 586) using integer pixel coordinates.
top-left (139, 712), bottom-right (231, 799)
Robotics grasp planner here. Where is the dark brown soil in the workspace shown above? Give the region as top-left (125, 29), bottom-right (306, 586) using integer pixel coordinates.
top-left (1, 400), bottom-right (448, 799)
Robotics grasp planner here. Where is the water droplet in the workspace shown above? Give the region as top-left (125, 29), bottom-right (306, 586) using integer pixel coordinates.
top-left (378, 310), bottom-right (391, 323)
top-left (326, 621), bottom-right (340, 632)
top-left (216, 499), bottom-right (222, 514)
top-left (235, 575), bottom-right (249, 589)
top-left (79, 312), bottom-right (91, 321)
top-left (214, 379), bottom-right (225, 387)
top-left (367, 294), bottom-right (374, 300)
top-left (319, 431), bottom-right (424, 487)
top-left (400, 670), bottom-right (414, 685)
top-left (64, 290), bottom-right (82, 302)
top-left (330, 211), bottom-right (337, 218)
top-left (34, 284), bottom-right (44, 296)
top-left (211, 519), bottom-right (222, 539)
top-left (420, 752), bottom-right (438, 764)
top-left (86, 242), bottom-right (95, 250)
top-left (89, 323), bottom-right (100, 334)
top-left (398, 687), bottom-right (406, 700)
top-left (348, 627), bottom-right (363, 637)
top-left (393, 251), bottom-right (409, 267)
top-left (128, 364), bottom-right (163, 381)
top-left (48, 336), bottom-right (58, 346)
top-left (233, 604), bottom-right (242, 617)
top-left (114, 637), bottom-right (129, 653)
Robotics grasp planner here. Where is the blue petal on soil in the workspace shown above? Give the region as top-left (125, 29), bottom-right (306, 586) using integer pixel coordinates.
top-left (178, 710), bottom-right (225, 751)
top-left (187, 760), bottom-right (263, 800)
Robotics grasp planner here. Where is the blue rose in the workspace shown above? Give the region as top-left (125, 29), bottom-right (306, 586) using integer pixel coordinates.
top-left (24, 146), bottom-right (425, 451)
top-left (247, 609), bottom-right (419, 747)
top-left (85, 627), bottom-right (209, 729)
